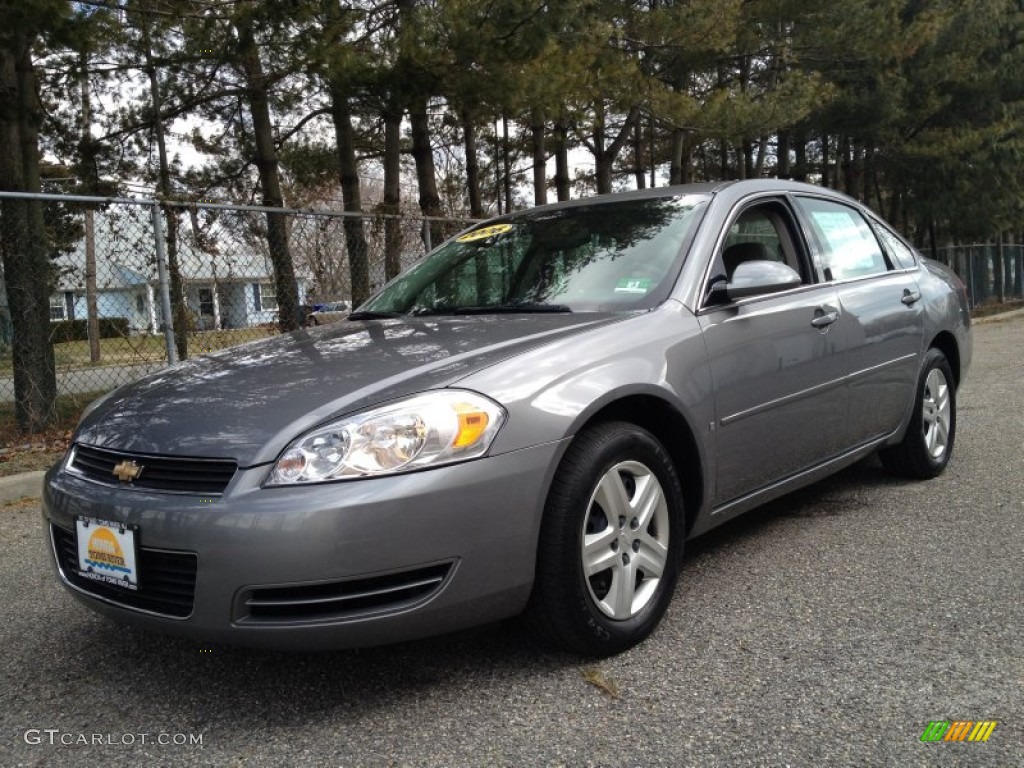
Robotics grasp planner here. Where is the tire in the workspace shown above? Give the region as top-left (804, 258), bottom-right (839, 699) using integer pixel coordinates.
top-left (526, 421), bottom-right (684, 656)
top-left (880, 348), bottom-right (956, 479)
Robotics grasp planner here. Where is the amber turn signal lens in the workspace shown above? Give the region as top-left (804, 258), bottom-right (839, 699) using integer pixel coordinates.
top-left (453, 405), bottom-right (490, 448)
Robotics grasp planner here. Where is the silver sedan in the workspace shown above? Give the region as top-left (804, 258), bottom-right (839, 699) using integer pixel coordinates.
top-left (43, 180), bottom-right (970, 656)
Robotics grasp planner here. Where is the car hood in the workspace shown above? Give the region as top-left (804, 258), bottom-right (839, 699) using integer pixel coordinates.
top-left (75, 313), bottom-right (623, 466)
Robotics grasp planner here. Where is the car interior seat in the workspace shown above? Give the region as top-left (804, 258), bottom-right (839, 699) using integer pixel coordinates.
top-left (722, 241), bottom-right (772, 280)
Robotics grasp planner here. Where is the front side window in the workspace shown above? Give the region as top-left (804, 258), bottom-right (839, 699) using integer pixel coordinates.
top-left (796, 197), bottom-right (890, 281)
top-left (359, 196), bottom-right (708, 315)
top-left (719, 204), bottom-right (808, 280)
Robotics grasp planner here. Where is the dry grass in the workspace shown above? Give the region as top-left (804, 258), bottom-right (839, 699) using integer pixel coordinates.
top-left (0, 390), bottom-right (103, 477)
top-left (971, 298), bottom-right (1024, 318)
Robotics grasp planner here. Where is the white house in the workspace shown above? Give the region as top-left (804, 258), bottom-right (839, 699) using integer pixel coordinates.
top-left (41, 207), bottom-right (310, 332)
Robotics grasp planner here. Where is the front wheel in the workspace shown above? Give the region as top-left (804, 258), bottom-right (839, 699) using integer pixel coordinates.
top-left (526, 422), bottom-right (684, 656)
top-left (880, 348), bottom-right (956, 478)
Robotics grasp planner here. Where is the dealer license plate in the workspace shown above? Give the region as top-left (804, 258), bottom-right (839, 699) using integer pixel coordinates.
top-left (75, 517), bottom-right (139, 591)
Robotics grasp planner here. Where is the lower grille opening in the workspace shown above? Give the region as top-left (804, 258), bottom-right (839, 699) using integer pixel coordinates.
top-left (51, 524), bottom-right (197, 619)
top-left (238, 563), bottom-right (453, 624)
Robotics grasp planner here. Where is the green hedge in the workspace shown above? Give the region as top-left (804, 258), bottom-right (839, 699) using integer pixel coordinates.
top-left (49, 317), bottom-right (130, 343)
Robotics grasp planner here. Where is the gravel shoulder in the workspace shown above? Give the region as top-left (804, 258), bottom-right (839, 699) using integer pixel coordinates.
top-left (1, 317), bottom-right (1021, 767)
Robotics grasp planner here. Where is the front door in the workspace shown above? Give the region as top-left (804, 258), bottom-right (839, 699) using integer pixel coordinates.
top-left (697, 198), bottom-right (849, 506)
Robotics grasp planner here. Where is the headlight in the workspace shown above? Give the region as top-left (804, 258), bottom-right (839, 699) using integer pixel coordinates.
top-left (266, 390), bottom-right (506, 485)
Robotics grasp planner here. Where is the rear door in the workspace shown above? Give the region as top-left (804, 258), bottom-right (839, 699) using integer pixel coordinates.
top-left (792, 195), bottom-right (924, 446)
top-left (697, 197), bottom-right (849, 506)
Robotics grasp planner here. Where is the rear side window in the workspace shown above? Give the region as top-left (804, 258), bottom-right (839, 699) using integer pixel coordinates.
top-left (796, 197), bottom-right (890, 281)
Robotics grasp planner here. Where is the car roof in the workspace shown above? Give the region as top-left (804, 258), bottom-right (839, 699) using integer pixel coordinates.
top-left (481, 179), bottom-right (863, 221)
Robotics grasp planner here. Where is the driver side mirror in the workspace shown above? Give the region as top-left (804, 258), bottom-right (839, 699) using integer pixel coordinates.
top-left (721, 261), bottom-right (803, 301)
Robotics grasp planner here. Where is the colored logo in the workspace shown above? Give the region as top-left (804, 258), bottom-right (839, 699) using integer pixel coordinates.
top-left (920, 720), bottom-right (997, 742)
top-left (85, 527), bottom-right (130, 574)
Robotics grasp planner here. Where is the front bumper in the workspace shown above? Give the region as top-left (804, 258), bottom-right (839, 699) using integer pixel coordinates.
top-left (42, 440), bottom-right (566, 650)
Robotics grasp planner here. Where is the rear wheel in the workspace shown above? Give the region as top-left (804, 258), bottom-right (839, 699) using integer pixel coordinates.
top-left (526, 421), bottom-right (684, 656)
top-left (880, 348), bottom-right (956, 478)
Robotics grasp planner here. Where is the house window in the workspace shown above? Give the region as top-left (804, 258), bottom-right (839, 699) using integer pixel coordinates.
top-left (49, 296), bottom-right (66, 322)
top-left (258, 283), bottom-right (277, 312)
top-left (198, 288), bottom-right (215, 317)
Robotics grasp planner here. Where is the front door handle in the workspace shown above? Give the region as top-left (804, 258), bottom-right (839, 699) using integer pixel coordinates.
top-left (902, 289), bottom-right (922, 305)
top-left (811, 310), bottom-right (839, 328)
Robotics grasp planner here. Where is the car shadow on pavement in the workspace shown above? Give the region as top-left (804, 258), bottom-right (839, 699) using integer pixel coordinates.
top-left (684, 454), bottom-right (909, 560)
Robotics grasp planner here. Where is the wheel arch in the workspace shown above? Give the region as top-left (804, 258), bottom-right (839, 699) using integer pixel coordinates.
top-left (569, 393), bottom-right (705, 538)
top-left (929, 331), bottom-right (961, 388)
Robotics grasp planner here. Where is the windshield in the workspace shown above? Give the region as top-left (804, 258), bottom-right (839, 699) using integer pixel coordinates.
top-left (357, 195), bottom-right (707, 316)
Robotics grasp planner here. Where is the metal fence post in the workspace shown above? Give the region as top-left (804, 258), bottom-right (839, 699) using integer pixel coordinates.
top-left (151, 203), bottom-right (178, 365)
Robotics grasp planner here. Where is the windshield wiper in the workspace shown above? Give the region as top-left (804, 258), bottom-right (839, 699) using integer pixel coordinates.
top-left (346, 310), bottom-right (402, 321)
top-left (452, 303), bottom-right (572, 315)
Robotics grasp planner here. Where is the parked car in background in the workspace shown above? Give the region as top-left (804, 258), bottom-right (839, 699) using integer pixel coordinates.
top-left (44, 180), bottom-right (970, 656)
top-left (307, 300), bottom-right (351, 325)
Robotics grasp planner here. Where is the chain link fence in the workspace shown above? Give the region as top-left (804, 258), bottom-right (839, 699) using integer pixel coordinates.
top-left (0, 191), bottom-right (476, 431)
top-left (930, 243), bottom-right (1024, 308)
top-left (2, 189), bottom-right (1021, 436)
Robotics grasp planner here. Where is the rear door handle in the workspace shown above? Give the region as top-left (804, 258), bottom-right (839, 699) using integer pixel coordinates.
top-left (811, 310), bottom-right (839, 328)
top-left (902, 289), bottom-right (922, 305)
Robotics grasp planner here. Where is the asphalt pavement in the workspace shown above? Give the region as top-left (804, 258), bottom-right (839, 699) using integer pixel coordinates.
top-left (1, 316), bottom-right (1021, 767)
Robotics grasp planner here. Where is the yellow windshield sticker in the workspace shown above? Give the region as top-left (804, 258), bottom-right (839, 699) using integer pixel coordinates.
top-left (456, 223), bottom-right (513, 242)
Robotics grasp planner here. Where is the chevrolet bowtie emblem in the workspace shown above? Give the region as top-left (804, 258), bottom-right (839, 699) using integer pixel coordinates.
top-left (112, 460), bottom-right (143, 482)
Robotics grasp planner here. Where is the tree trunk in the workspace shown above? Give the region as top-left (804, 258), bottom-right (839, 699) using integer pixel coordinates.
top-left (236, 19), bottom-right (300, 331)
top-left (994, 233), bottom-right (1005, 303)
top-left (649, 116), bottom-right (656, 188)
top-left (461, 108), bottom-right (483, 217)
top-left (793, 133), bottom-right (807, 181)
top-left (777, 130), bottom-right (791, 178)
top-left (753, 135), bottom-right (767, 177)
top-left (501, 114), bottom-right (513, 213)
top-left (1007, 231), bottom-right (1015, 296)
top-left (78, 49), bottom-right (101, 363)
top-left (820, 134), bottom-right (830, 188)
top-left (530, 110), bottom-right (546, 206)
top-left (328, 87), bottom-right (370, 304)
top-left (632, 113), bottom-right (645, 190)
top-left (972, 245), bottom-right (989, 304)
top-left (553, 116), bottom-right (570, 201)
top-left (741, 138), bottom-right (754, 179)
top-left (382, 104), bottom-right (402, 280)
top-left (592, 104), bottom-right (638, 194)
top-left (410, 98), bottom-right (444, 248)
top-left (862, 144), bottom-right (874, 206)
top-left (0, 31), bottom-right (56, 431)
top-left (1014, 233), bottom-right (1023, 297)
top-left (669, 129), bottom-right (684, 185)
top-left (141, 21), bottom-right (189, 359)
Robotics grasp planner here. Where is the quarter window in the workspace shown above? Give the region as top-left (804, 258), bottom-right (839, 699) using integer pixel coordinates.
top-left (796, 197), bottom-right (890, 281)
top-left (872, 221), bottom-right (917, 269)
